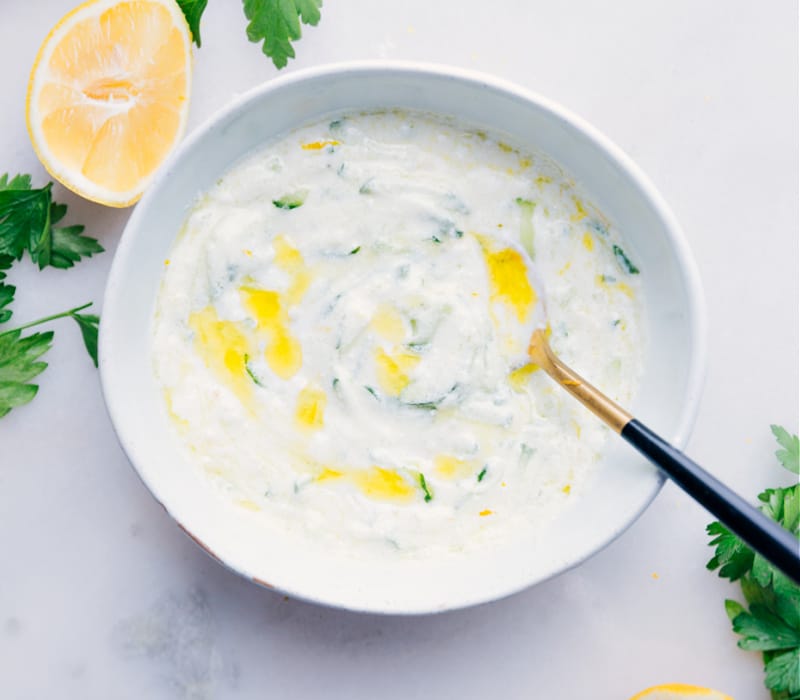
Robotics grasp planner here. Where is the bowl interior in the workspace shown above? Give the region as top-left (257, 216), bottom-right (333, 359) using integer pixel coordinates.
top-left (100, 64), bottom-right (704, 614)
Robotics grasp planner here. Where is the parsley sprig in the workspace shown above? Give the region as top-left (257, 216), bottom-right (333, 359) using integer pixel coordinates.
top-left (177, 0), bottom-right (323, 69)
top-left (0, 174), bottom-right (102, 418)
top-left (0, 303), bottom-right (99, 418)
top-left (706, 425), bottom-right (800, 699)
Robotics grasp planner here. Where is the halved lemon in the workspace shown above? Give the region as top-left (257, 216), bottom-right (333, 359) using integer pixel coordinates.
top-left (629, 684), bottom-right (734, 700)
top-left (26, 0), bottom-right (192, 207)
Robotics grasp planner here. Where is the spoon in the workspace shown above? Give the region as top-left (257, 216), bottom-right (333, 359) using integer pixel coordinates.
top-left (516, 249), bottom-right (800, 584)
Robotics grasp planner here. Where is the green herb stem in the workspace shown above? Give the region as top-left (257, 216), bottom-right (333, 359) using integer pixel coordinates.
top-left (419, 473), bottom-right (433, 502)
top-left (0, 302), bottom-right (92, 336)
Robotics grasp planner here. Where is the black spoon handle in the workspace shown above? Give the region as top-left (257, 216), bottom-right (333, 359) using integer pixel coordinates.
top-left (527, 330), bottom-right (800, 584)
top-left (622, 419), bottom-right (800, 584)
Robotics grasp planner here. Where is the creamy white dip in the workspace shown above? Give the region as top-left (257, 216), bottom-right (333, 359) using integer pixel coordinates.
top-left (152, 111), bottom-right (645, 556)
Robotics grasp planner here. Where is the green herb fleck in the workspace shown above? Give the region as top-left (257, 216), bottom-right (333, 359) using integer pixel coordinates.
top-left (419, 473), bottom-right (433, 502)
top-left (244, 354), bottom-right (263, 386)
top-left (443, 192), bottom-right (469, 214)
top-left (431, 236), bottom-right (442, 244)
top-left (613, 244), bottom-right (640, 274)
top-left (349, 246), bottom-right (361, 255)
top-left (588, 220), bottom-right (609, 237)
top-left (364, 385), bottom-right (379, 400)
top-left (477, 466), bottom-right (488, 482)
top-left (520, 443), bottom-right (534, 465)
top-left (404, 400), bottom-right (439, 411)
top-left (272, 190), bottom-right (308, 210)
top-left (329, 119), bottom-right (343, 131)
top-left (359, 179), bottom-right (374, 195)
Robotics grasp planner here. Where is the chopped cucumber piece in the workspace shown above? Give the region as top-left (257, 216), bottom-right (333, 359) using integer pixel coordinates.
top-left (273, 189), bottom-right (309, 210)
top-left (515, 197), bottom-right (536, 258)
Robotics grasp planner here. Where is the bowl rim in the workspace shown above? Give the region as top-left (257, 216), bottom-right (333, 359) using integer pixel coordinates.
top-left (100, 60), bottom-right (708, 614)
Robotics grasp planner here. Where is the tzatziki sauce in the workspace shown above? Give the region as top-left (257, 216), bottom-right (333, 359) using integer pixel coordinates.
top-left (152, 111), bottom-right (645, 557)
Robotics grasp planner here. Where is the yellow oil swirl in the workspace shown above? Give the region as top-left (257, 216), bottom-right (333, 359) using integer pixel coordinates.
top-left (374, 347), bottom-right (420, 396)
top-left (240, 287), bottom-right (302, 380)
top-left (295, 383), bottom-right (327, 430)
top-left (301, 140), bottom-right (340, 150)
top-left (313, 465), bottom-right (416, 502)
top-left (434, 455), bottom-right (476, 479)
top-left (370, 304), bottom-right (406, 343)
top-left (188, 306), bottom-right (253, 407)
top-left (508, 363), bottom-right (540, 391)
top-left (272, 234), bottom-right (311, 305)
top-left (479, 237), bottom-right (537, 322)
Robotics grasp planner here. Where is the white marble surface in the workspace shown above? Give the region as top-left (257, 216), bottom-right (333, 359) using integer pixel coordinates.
top-left (1, 1), bottom-right (797, 697)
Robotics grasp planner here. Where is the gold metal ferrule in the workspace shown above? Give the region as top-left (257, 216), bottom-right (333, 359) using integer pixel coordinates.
top-left (527, 328), bottom-right (633, 434)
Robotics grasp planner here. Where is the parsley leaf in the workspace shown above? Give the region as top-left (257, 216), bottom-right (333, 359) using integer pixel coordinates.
top-left (765, 647), bottom-right (800, 695)
top-left (706, 521), bottom-right (755, 581)
top-left (706, 425), bottom-right (800, 699)
top-left (772, 424), bottom-right (800, 474)
top-left (243, 0), bottom-right (323, 69)
top-left (0, 173), bottom-right (32, 191)
top-left (0, 282), bottom-right (13, 324)
top-left (0, 175), bottom-right (103, 269)
top-left (49, 223), bottom-right (104, 270)
top-left (71, 312), bottom-right (99, 367)
top-left (758, 485), bottom-right (800, 535)
top-left (177, 0), bottom-right (324, 68)
top-left (0, 178), bottom-right (52, 261)
top-left (731, 604), bottom-right (800, 651)
top-left (0, 253), bottom-right (13, 277)
top-left (176, 0), bottom-right (208, 47)
top-left (36, 199), bottom-right (103, 269)
top-left (0, 254), bottom-right (14, 323)
top-left (0, 329), bottom-right (53, 418)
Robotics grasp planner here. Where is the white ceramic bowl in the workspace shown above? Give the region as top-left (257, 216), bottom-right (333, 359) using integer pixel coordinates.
top-left (100, 62), bottom-right (706, 614)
